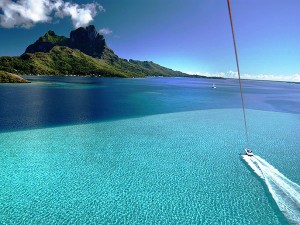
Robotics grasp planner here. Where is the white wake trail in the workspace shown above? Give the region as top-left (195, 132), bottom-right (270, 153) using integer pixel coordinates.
top-left (242, 155), bottom-right (300, 225)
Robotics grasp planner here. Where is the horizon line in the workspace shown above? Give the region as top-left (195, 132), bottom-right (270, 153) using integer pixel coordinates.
top-left (184, 71), bottom-right (300, 83)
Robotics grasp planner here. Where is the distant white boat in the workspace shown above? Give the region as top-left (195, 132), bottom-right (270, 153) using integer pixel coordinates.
top-left (212, 83), bottom-right (216, 89)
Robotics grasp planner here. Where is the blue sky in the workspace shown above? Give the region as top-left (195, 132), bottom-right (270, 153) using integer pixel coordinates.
top-left (0, 0), bottom-right (300, 81)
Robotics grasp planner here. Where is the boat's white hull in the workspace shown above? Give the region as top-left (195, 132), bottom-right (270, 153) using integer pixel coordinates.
top-left (245, 148), bottom-right (254, 156)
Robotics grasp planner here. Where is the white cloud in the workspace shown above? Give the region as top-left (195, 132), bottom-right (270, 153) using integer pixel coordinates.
top-left (59, 2), bottom-right (104, 28)
top-left (186, 71), bottom-right (300, 82)
top-left (0, 0), bottom-right (104, 28)
top-left (98, 28), bottom-right (112, 35)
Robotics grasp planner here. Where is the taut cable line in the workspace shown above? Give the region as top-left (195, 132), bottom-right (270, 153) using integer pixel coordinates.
top-left (226, 0), bottom-right (249, 146)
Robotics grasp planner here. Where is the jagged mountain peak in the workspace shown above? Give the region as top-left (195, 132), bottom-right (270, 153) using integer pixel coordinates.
top-left (46, 30), bottom-right (56, 36)
top-left (69, 25), bottom-right (107, 58)
top-left (70, 25), bottom-right (102, 42)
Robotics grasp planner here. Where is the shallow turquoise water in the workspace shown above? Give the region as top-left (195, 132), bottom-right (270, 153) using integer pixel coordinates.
top-left (1, 77), bottom-right (299, 224)
top-left (1, 108), bottom-right (299, 224)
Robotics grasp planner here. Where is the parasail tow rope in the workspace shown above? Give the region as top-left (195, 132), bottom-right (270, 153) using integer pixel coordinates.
top-left (226, 0), bottom-right (249, 146)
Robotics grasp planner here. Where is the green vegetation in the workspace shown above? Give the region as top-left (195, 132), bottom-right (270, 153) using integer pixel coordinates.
top-left (0, 46), bottom-right (186, 78)
top-left (38, 31), bottom-right (68, 45)
top-left (0, 70), bottom-right (30, 83)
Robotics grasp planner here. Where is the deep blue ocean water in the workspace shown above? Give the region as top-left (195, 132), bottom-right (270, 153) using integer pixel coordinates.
top-left (0, 76), bottom-right (299, 224)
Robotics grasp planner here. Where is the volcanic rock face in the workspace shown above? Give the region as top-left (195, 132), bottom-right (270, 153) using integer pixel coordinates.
top-left (70, 25), bottom-right (99, 43)
top-left (69, 25), bottom-right (106, 58)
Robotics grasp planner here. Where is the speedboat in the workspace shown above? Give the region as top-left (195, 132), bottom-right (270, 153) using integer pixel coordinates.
top-left (245, 148), bottom-right (254, 156)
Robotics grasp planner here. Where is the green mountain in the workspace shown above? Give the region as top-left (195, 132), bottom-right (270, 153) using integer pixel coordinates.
top-left (0, 25), bottom-right (188, 78)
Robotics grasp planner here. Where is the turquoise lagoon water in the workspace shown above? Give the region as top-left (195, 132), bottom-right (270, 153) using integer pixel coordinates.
top-left (0, 77), bottom-right (300, 224)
